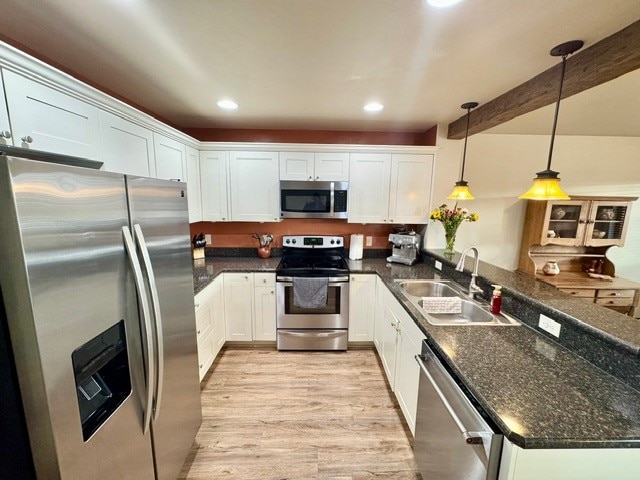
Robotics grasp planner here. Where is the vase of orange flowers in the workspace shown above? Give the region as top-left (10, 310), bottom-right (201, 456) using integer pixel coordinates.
top-left (429, 204), bottom-right (479, 257)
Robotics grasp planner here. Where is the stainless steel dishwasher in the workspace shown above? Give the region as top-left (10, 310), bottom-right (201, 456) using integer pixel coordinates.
top-left (414, 341), bottom-right (503, 479)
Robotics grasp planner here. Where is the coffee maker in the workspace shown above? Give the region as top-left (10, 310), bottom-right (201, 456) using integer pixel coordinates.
top-left (387, 232), bottom-right (421, 265)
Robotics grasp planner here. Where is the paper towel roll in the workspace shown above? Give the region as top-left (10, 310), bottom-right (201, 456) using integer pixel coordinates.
top-left (349, 234), bottom-right (364, 260)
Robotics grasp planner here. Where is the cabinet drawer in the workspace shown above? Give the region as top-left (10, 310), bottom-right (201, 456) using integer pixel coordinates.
top-left (254, 272), bottom-right (275, 287)
top-left (560, 288), bottom-right (596, 298)
top-left (596, 289), bottom-right (635, 298)
top-left (195, 301), bottom-right (213, 341)
top-left (595, 297), bottom-right (634, 307)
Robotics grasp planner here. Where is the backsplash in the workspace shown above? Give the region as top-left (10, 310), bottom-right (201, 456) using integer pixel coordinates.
top-left (189, 219), bottom-right (414, 249)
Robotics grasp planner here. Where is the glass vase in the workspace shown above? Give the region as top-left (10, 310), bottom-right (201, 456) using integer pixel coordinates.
top-left (444, 228), bottom-right (457, 258)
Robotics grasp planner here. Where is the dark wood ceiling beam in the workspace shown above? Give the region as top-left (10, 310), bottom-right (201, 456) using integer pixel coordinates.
top-left (447, 19), bottom-right (640, 139)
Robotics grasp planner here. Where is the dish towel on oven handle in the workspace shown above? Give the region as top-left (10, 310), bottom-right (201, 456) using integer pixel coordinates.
top-left (293, 277), bottom-right (329, 308)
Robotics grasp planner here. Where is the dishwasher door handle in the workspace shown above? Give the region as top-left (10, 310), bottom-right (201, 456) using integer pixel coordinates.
top-left (415, 354), bottom-right (485, 445)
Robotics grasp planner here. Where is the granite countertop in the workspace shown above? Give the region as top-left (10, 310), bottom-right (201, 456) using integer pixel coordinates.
top-left (192, 255), bottom-right (640, 449)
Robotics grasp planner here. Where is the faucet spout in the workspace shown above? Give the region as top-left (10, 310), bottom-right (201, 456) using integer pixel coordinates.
top-left (455, 246), bottom-right (484, 299)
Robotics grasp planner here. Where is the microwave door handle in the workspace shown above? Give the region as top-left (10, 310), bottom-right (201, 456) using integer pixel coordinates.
top-left (330, 182), bottom-right (335, 215)
top-left (133, 224), bottom-right (164, 422)
top-left (122, 226), bottom-right (154, 435)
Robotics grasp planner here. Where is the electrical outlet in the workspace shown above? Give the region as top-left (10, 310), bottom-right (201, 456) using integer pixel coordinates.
top-left (435, 260), bottom-right (443, 271)
top-left (205, 234), bottom-right (212, 245)
top-left (365, 236), bottom-right (373, 246)
top-left (538, 314), bottom-right (561, 338)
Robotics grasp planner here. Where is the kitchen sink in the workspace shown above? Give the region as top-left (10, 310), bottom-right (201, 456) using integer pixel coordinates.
top-left (396, 280), bottom-right (459, 298)
top-left (394, 279), bottom-right (519, 326)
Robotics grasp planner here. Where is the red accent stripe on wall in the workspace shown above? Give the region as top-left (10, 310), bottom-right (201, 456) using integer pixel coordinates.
top-left (184, 126), bottom-right (438, 146)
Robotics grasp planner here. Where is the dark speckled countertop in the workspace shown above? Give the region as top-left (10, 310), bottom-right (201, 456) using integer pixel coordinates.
top-left (192, 255), bottom-right (640, 449)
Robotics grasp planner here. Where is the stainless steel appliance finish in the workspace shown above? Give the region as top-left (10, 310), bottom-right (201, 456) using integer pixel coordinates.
top-left (276, 235), bottom-right (349, 350)
top-left (280, 180), bottom-right (349, 219)
top-left (387, 232), bottom-right (421, 266)
top-left (0, 154), bottom-right (201, 480)
top-left (414, 341), bottom-right (503, 480)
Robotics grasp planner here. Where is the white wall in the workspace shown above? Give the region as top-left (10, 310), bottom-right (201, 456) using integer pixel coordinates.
top-left (428, 131), bottom-right (640, 282)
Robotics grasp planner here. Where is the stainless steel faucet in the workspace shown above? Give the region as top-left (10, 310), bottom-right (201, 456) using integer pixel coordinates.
top-left (455, 246), bottom-right (484, 299)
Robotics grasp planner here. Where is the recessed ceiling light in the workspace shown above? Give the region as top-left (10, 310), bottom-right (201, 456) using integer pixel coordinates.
top-left (364, 102), bottom-right (384, 112)
top-left (217, 99), bottom-right (238, 110)
top-left (425, 0), bottom-right (463, 8)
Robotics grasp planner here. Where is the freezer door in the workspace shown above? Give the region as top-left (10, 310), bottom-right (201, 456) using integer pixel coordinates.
top-left (126, 176), bottom-right (202, 480)
top-left (0, 157), bottom-right (155, 479)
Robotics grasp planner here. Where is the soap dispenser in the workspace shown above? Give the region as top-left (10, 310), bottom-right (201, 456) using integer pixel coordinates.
top-left (490, 285), bottom-right (502, 314)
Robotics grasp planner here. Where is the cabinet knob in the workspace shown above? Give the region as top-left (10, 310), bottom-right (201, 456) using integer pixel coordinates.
top-left (316, 176), bottom-right (320, 180)
top-left (308, 176), bottom-right (312, 180)
top-left (195, 303), bottom-right (200, 308)
top-left (199, 364), bottom-right (203, 369)
top-left (222, 217), bottom-right (226, 221)
top-left (579, 219), bottom-right (586, 224)
top-left (271, 290), bottom-right (274, 294)
top-left (244, 275), bottom-right (249, 280)
top-left (1, 131), bottom-right (11, 139)
top-left (262, 279), bottom-right (267, 283)
top-left (389, 219), bottom-right (394, 223)
top-left (197, 329), bottom-right (201, 334)
top-left (21, 135), bottom-right (33, 144)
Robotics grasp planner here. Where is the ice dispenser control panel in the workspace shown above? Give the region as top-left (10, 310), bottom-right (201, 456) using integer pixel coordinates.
top-left (71, 320), bottom-right (132, 441)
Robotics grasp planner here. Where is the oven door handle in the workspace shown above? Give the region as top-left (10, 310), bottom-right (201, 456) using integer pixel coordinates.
top-left (276, 276), bottom-right (349, 283)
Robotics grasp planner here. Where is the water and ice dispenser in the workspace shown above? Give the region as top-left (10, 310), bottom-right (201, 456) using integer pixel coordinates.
top-left (71, 321), bottom-right (132, 441)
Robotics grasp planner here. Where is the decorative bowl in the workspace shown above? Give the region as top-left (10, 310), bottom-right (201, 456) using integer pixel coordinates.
top-left (592, 230), bottom-right (606, 239)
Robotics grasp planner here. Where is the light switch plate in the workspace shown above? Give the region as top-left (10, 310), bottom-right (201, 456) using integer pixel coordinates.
top-left (435, 260), bottom-right (443, 271)
top-left (205, 234), bottom-right (212, 245)
top-left (538, 314), bottom-right (561, 338)
top-left (365, 236), bottom-right (373, 246)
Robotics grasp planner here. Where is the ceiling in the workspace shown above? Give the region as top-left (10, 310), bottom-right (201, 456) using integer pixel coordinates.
top-left (0, 0), bottom-right (638, 132)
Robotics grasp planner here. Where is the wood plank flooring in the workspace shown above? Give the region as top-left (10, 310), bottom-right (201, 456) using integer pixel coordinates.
top-left (178, 347), bottom-right (422, 479)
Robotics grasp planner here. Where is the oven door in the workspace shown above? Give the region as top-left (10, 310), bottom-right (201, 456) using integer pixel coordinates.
top-left (276, 278), bottom-right (349, 329)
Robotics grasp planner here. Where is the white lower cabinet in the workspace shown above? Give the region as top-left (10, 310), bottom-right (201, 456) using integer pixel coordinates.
top-left (499, 440), bottom-right (640, 480)
top-left (194, 275), bottom-right (226, 381)
top-left (253, 273), bottom-right (276, 341)
top-left (348, 274), bottom-right (377, 342)
top-left (99, 111), bottom-right (156, 177)
top-left (223, 273), bottom-right (255, 341)
top-left (374, 281), bottom-right (426, 435)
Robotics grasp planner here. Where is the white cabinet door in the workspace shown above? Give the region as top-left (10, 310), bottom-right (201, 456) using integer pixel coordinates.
top-left (185, 146), bottom-right (202, 223)
top-left (348, 153), bottom-right (392, 223)
top-left (211, 275), bottom-right (226, 358)
top-left (348, 274), bottom-right (377, 341)
top-left (394, 318), bottom-right (425, 436)
top-left (314, 152), bottom-right (349, 181)
top-left (223, 273), bottom-right (254, 341)
top-left (373, 278), bottom-right (386, 352)
top-left (388, 154), bottom-right (433, 224)
top-left (229, 151), bottom-right (280, 222)
top-left (3, 70), bottom-right (102, 160)
top-left (99, 111), bottom-right (155, 177)
top-left (279, 152), bottom-right (314, 181)
top-left (379, 297), bottom-right (400, 387)
top-left (200, 151), bottom-right (230, 222)
top-left (253, 285), bottom-right (276, 341)
top-left (0, 73), bottom-right (12, 146)
top-left (153, 132), bottom-right (186, 181)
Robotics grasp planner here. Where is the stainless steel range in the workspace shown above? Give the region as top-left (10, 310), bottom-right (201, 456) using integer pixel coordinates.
top-left (276, 235), bottom-right (349, 351)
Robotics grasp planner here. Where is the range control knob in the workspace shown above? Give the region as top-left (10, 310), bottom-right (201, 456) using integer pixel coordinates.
top-left (285, 239), bottom-right (290, 244)
top-left (336, 238), bottom-right (342, 245)
top-left (330, 239), bottom-right (335, 245)
top-left (292, 239), bottom-right (297, 244)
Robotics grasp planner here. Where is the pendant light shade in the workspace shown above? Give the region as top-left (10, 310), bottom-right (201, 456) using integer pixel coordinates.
top-left (448, 102), bottom-right (478, 200)
top-left (519, 40), bottom-right (583, 200)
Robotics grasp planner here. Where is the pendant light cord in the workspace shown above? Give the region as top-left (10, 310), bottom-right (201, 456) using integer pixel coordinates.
top-left (460, 106), bottom-right (472, 181)
top-left (546, 54), bottom-right (568, 171)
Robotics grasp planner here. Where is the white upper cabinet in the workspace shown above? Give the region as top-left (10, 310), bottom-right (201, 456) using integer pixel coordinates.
top-left (0, 73), bottom-right (11, 146)
top-left (185, 146), bottom-right (202, 223)
top-left (3, 70), bottom-right (102, 160)
top-left (388, 154), bottom-right (434, 224)
top-left (279, 151), bottom-right (349, 181)
top-left (200, 151), bottom-right (230, 222)
top-left (99, 111), bottom-right (155, 177)
top-left (348, 153), bottom-right (433, 224)
top-left (229, 151), bottom-right (280, 222)
top-left (348, 153), bottom-right (392, 223)
top-left (153, 132), bottom-right (186, 181)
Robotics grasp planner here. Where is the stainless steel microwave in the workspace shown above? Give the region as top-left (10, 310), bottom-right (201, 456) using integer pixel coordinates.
top-left (280, 181), bottom-right (348, 219)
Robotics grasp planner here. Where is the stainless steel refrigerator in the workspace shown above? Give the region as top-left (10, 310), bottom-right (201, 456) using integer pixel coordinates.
top-left (0, 149), bottom-right (202, 479)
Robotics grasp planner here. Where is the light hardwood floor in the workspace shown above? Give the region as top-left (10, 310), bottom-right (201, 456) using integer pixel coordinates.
top-left (178, 346), bottom-right (422, 479)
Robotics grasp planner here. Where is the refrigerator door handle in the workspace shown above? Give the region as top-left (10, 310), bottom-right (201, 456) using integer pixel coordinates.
top-left (122, 226), bottom-right (155, 435)
top-left (133, 224), bottom-right (164, 421)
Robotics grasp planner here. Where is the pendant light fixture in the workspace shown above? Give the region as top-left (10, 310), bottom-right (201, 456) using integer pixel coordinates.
top-left (519, 40), bottom-right (584, 200)
top-left (447, 102), bottom-right (478, 200)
